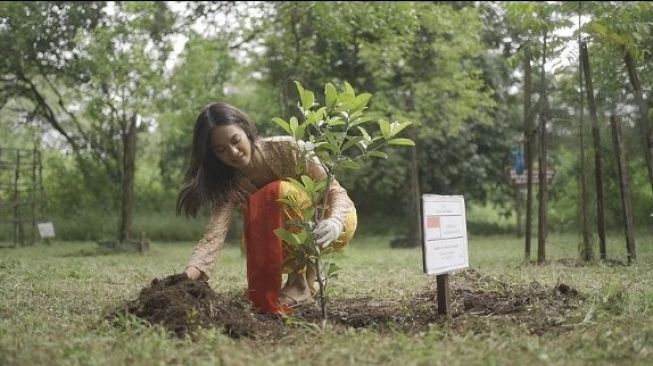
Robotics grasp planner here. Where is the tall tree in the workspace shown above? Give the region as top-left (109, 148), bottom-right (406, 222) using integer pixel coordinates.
top-left (1, 2), bottom-right (176, 247)
top-left (76, 2), bottom-right (175, 244)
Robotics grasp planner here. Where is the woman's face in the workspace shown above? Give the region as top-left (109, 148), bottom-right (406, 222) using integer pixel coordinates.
top-left (210, 124), bottom-right (253, 170)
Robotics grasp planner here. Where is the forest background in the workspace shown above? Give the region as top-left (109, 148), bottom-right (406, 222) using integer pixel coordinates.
top-left (1, 1), bottom-right (651, 248)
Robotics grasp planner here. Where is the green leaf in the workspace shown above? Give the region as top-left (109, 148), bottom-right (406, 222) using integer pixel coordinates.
top-left (286, 177), bottom-right (307, 192)
top-left (294, 80), bottom-right (305, 101)
top-left (272, 117), bottom-right (292, 135)
top-left (342, 136), bottom-right (364, 152)
top-left (368, 151), bottom-right (389, 159)
top-left (326, 262), bottom-right (341, 279)
top-left (300, 175), bottom-right (315, 192)
top-left (328, 118), bottom-right (346, 127)
top-left (295, 229), bottom-right (308, 245)
top-left (274, 228), bottom-right (302, 246)
top-left (388, 138), bottom-right (415, 146)
top-left (336, 93), bottom-right (355, 111)
top-left (314, 179), bottom-right (326, 192)
top-left (349, 110), bottom-right (363, 121)
top-left (350, 93), bottom-right (371, 113)
top-left (319, 142), bottom-right (340, 154)
top-left (378, 119), bottom-right (391, 140)
top-left (343, 81), bottom-right (356, 97)
top-left (306, 107), bottom-right (327, 126)
top-left (294, 121), bottom-right (307, 140)
top-left (304, 90), bottom-right (315, 110)
top-left (302, 207), bottom-right (315, 221)
top-left (289, 116), bottom-right (299, 136)
top-left (294, 81), bottom-right (315, 111)
top-left (325, 83), bottom-right (337, 111)
top-left (337, 159), bottom-right (362, 170)
top-left (305, 112), bottom-right (318, 126)
top-left (356, 126), bottom-right (372, 142)
top-left (389, 121), bottom-right (412, 138)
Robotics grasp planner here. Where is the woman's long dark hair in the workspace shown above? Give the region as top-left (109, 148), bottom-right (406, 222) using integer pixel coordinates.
top-left (176, 102), bottom-right (258, 217)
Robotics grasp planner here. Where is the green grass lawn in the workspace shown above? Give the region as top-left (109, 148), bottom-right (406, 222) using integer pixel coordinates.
top-left (1, 233), bottom-right (652, 365)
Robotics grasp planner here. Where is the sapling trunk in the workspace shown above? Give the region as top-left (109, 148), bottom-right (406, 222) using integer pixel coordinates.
top-left (313, 172), bottom-right (335, 321)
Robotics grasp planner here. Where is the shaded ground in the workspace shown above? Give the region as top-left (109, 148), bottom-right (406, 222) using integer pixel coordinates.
top-left (108, 269), bottom-right (583, 341)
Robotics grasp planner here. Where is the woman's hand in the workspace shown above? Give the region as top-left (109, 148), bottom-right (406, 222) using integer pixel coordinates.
top-left (313, 218), bottom-right (344, 248)
top-left (185, 266), bottom-right (202, 280)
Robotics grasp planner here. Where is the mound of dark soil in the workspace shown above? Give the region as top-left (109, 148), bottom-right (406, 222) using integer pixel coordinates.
top-left (109, 273), bottom-right (287, 340)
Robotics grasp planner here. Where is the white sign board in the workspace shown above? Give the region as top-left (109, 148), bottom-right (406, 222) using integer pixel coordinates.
top-left (422, 195), bottom-right (469, 275)
top-left (37, 222), bottom-right (55, 239)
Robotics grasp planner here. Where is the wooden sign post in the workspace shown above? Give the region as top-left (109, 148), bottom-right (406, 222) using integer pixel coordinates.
top-left (421, 195), bottom-right (469, 317)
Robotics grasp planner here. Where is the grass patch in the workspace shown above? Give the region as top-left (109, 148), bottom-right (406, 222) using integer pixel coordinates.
top-left (1, 233), bottom-right (652, 365)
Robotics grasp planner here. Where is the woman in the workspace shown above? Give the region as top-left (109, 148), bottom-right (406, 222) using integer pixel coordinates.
top-left (177, 102), bottom-right (357, 314)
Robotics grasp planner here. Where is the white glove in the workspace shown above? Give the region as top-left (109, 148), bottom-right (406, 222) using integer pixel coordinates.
top-left (313, 218), bottom-right (344, 248)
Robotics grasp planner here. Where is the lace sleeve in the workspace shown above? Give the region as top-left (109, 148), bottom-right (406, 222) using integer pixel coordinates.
top-left (185, 199), bottom-right (237, 278)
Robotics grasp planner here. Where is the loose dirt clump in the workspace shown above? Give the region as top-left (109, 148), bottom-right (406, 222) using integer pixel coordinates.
top-left (108, 273), bottom-right (287, 340)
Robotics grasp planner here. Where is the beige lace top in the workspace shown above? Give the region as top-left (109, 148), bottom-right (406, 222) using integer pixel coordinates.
top-left (186, 136), bottom-right (355, 277)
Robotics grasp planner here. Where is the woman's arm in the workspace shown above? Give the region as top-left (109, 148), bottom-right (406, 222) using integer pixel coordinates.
top-left (185, 200), bottom-right (237, 279)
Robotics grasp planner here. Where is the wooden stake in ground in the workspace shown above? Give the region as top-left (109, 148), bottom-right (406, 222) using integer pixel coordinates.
top-left (437, 274), bottom-right (451, 317)
top-left (610, 116), bottom-right (637, 264)
top-left (580, 41), bottom-right (607, 260)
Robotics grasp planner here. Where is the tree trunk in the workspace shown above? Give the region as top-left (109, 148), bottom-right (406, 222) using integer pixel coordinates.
top-left (13, 150), bottom-right (20, 246)
top-left (624, 50), bottom-right (653, 198)
top-left (119, 114), bottom-right (137, 244)
top-left (407, 125), bottom-right (422, 246)
top-left (523, 47), bottom-right (534, 260)
top-left (610, 116), bottom-right (637, 264)
top-left (405, 89), bottom-right (422, 247)
top-left (537, 32), bottom-right (548, 265)
top-left (31, 146), bottom-right (37, 244)
top-left (580, 41), bottom-right (607, 260)
top-left (514, 187), bottom-right (522, 237)
top-left (578, 46), bottom-right (593, 262)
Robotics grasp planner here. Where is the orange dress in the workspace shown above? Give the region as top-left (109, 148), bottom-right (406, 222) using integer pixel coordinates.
top-left (185, 136), bottom-right (357, 278)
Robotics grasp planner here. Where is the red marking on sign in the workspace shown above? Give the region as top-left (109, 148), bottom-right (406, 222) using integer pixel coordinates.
top-left (426, 216), bottom-right (440, 229)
